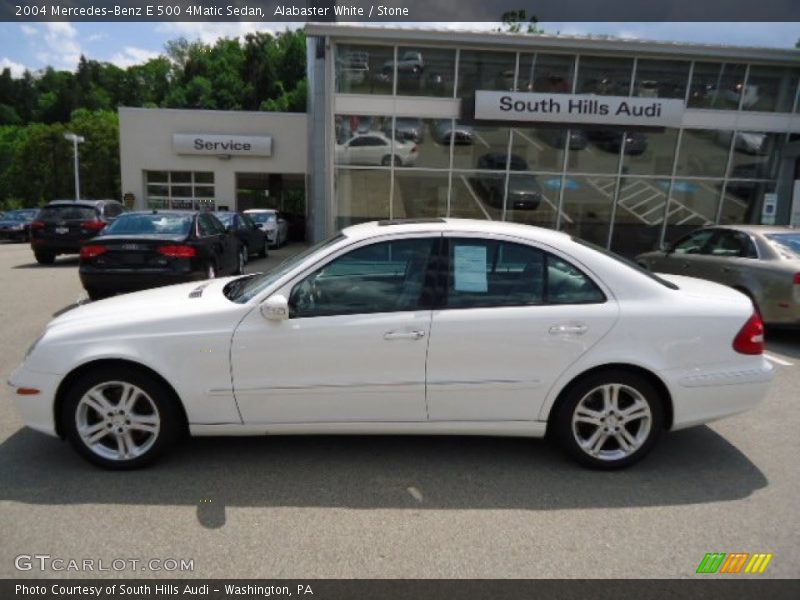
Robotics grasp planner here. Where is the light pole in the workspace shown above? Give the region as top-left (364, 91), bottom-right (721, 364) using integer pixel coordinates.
top-left (63, 132), bottom-right (85, 201)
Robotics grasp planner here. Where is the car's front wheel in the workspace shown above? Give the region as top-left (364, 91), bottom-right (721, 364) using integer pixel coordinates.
top-left (61, 367), bottom-right (183, 469)
top-left (552, 370), bottom-right (664, 469)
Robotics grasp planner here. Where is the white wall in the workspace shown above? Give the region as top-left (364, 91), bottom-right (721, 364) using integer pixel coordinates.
top-left (119, 107), bottom-right (308, 210)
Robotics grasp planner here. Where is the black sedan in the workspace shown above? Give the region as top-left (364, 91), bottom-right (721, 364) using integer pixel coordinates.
top-left (215, 211), bottom-right (268, 261)
top-left (79, 211), bottom-right (243, 300)
top-left (472, 154), bottom-right (543, 211)
top-left (0, 209), bottom-right (39, 242)
top-left (587, 130), bottom-right (648, 155)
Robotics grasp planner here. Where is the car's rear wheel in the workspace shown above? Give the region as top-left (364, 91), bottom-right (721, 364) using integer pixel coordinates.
top-left (259, 238), bottom-right (268, 258)
top-left (34, 251), bottom-right (55, 265)
top-left (553, 370), bottom-right (664, 469)
top-left (86, 287), bottom-right (107, 301)
top-left (61, 367), bottom-right (183, 469)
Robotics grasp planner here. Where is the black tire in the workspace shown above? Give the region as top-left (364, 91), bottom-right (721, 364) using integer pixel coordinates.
top-left (381, 155), bottom-right (392, 166)
top-left (259, 238), bottom-right (269, 258)
top-left (551, 369), bottom-right (664, 470)
top-left (34, 251), bottom-right (55, 265)
top-left (60, 366), bottom-right (184, 469)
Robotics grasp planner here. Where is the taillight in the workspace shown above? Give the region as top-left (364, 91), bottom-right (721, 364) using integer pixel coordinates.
top-left (793, 273), bottom-right (800, 304)
top-left (30, 220), bottom-right (44, 230)
top-left (80, 245), bottom-right (107, 259)
top-left (158, 245), bottom-right (196, 258)
top-left (732, 313), bottom-right (764, 355)
top-left (81, 220), bottom-right (107, 231)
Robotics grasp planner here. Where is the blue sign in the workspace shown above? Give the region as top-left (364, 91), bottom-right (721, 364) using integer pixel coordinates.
top-left (544, 177), bottom-right (580, 190)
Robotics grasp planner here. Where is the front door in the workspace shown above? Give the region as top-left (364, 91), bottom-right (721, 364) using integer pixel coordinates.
top-left (231, 236), bottom-right (438, 424)
top-left (425, 235), bottom-right (618, 421)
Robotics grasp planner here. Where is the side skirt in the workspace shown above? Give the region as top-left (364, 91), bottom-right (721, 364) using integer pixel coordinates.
top-left (190, 421), bottom-right (548, 438)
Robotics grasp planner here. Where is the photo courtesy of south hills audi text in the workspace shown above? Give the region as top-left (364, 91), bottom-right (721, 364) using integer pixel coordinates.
top-left (15, 583), bottom-right (315, 596)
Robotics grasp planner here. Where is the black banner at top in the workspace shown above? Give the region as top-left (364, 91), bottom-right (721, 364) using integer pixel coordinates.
top-left (2, 0), bottom-right (800, 22)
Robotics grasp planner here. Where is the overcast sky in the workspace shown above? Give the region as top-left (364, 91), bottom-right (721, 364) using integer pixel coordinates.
top-left (1, 21), bottom-right (798, 76)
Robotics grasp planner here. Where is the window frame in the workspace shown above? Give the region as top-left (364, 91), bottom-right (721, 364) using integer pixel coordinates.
top-left (438, 236), bottom-right (607, 310)
top-left (286, 235), bottom-right (443, 319)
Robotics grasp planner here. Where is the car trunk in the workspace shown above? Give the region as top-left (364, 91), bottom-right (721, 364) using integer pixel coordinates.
top-left (84, 234), bottom-right (189, 269)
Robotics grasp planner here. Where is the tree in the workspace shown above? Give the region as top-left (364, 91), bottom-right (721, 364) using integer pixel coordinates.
top-left (498, 10), bottom-right (543, 34)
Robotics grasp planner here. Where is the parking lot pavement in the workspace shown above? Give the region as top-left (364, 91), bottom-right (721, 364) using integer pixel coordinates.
top-left (0, 240), bottom-right (798, 579)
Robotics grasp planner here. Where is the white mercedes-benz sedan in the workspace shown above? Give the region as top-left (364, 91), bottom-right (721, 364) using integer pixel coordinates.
top-left (9, 219), bottom-right (773, 470)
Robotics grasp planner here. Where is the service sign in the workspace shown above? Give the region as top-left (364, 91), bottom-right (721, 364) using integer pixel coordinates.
top-left (173, 134), bottom-right (272, 157)
top-left (475, 91), bottom-right (685, 128)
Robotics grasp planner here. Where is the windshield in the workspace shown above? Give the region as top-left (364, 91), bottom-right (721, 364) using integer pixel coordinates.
top-left (573, 238), bottom-right (679, 290)
top-left (224, 234), bottom-right (347, 303)
top-left (4, 210), bottom-right (35, 221)
top-left (249, 212), bottom-right (276, 224)
top-left (103, 213), bottom-right (193, 236)
top-left (765, 233), bottom-right (800, 259)
top-left (215, 212), bottom-right (235, 225)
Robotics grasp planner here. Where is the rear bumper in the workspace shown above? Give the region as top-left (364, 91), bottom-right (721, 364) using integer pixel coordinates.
top-left (80, 269), bottom-right (206, 293)
top-left (666, 357), bottom-right (774, 430)
top-left (30, 238), bottom-right (83, 254)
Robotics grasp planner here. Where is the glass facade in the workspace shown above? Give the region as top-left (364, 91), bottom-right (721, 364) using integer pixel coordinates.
top-left (333, 42), bottom-right (799, 256)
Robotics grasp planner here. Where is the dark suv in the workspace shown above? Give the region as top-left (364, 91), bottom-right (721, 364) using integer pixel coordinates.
top-left (30, 199), bottom-right (125, 264)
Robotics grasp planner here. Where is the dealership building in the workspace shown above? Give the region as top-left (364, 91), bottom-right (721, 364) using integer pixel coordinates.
top-left (119, 24), bottom-right (800, 255)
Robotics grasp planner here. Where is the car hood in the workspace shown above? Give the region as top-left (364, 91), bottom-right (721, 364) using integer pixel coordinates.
top-left (46, 277), bottom-right (245, 336)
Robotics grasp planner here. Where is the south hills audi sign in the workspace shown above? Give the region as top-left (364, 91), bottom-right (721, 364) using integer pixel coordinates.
top-left (474, 91), bottom-right (685, 127)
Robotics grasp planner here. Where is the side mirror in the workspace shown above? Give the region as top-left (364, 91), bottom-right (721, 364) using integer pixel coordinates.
top-left (260, 295), bottom-right (289, 321)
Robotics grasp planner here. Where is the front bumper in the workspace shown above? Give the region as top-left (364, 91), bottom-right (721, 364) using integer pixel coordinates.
top-left (8, 363), bottom-right (61, 437)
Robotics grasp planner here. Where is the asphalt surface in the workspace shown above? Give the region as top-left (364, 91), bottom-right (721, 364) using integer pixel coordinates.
top-left (0, 239), bottom-right (798, 579)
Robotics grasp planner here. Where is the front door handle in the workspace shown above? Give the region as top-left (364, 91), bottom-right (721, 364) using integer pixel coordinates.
top-left (549, 324), bottom-right (588, 335)
top-left (384, 330), bottom-right (426, 341)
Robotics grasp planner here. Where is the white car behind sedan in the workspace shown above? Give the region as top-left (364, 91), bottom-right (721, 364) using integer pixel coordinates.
top-left (335, 131), bottom-right (419, 167)
top-left (9, 219), bottom-right (772, 470)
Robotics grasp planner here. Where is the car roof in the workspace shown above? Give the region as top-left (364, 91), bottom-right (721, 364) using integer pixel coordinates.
top-left (244, 208), bottom-right (278, 213)
top-left (121, 210), bottom-right (198, 216)
top-left (46, 199), bottom-right (120, 207)
top-left (341, 218), bottom-right (572, 245)
top-left (707, 224), bottom-right (798, 235)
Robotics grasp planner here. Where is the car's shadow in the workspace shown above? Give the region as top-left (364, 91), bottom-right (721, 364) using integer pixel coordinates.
top-left (0, 427), bottom-right (766, 521)
top-left (13, 257), bottom-right (80, 269)
top-left (766, 328), bottom-right (800, 359)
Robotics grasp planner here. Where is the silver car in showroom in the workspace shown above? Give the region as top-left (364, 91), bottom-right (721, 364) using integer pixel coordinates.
top-left (637, 225), bottom-right (800, 326)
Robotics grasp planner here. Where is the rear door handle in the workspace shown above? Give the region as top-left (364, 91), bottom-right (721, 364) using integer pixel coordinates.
top-left (549, 324), bottom-right (588, 335)
top-left (384, 330), bottom-right (426, 341)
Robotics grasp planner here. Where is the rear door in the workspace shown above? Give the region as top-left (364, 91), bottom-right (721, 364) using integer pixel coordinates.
top-left (651, 228), bottom-right (717, 277)
top-left (425, 235), bottom-right (618, 421)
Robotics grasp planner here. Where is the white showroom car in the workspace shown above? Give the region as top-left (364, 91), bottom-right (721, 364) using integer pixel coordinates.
top-left (335, 131), bottom-right (419, 167)
top-left (243, 208), bottom-right (289, 248)
top-left (9, 219), bottom-right (773, 470)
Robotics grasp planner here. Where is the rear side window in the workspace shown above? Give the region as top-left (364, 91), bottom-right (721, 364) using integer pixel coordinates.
top-left (39, 205), bottom-right (97, 221)
top-left (444, 239), bottom-right (605, 309)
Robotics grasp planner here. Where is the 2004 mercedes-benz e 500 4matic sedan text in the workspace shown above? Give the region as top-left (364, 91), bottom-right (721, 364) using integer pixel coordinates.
top-left (9, 219), bottom-right (773, 470)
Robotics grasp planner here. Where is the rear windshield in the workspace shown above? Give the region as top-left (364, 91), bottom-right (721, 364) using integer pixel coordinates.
top-left (573, 238), bottom-right (679, 290)
top-left (765, 233), bottom-right (800, 259)
top-left (4, 210), bottom-right (35, 221)
top-left (39, 205), bottom-right (97, 221)
top-left (103, 213), bottom-right (193, 236)
top-left (249, 212), bottom-right (276, 224)
top-left (215, 212), bottom-right (234, 225)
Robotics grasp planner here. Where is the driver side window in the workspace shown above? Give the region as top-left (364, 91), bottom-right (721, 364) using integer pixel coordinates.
top-left (289, 238), bottom-right (436, 318)
top-left (672, 229), bottom-right (716, 255)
